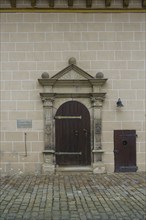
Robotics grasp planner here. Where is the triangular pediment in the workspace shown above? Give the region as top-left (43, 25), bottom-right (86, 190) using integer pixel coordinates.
top-left (58, 69), bottom-right (86, 80)
top-left (38, 58), bottom-right (108, 87)
top-left (51, 64), bottom-right (94, 80)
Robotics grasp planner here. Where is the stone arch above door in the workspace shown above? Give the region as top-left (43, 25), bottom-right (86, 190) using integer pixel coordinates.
top-left (38, 58), bottom-right (108, 173)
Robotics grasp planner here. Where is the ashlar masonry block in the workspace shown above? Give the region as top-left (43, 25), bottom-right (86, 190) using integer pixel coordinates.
top-left (5, 132), bottom-right (23, 141)
top-left (19, 153), bottom-right (39, 163)
top-left (1, 153), bottom-right (19, 163)
top-left (18, 23), bottom-right (35, 32)
top-left (7, 14), bottom-right (24, 22)
top-left (1, 23), bottom-right (17, 32)
top-left (35, 23), bottom-right (53, 32)
top-left (1, 143), bottom-right (13, 152)
top-left (10, 33), bottom-right (27, 42)
top-left (23, 14), bottom-right (40, 22)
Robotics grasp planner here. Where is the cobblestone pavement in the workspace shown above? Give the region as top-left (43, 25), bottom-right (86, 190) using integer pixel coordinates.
top-left (0, 172), bottom-right (146, 220)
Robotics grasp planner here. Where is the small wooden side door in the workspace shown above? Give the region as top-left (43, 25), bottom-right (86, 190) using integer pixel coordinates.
top-left (55, 101), bottom-right (91, 166)
top-left (114, 130), bottom-right (137, 172)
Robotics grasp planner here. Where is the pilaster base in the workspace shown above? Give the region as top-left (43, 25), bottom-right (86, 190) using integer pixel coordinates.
top-left (42, 150), bottom-right (55, 174)
top-left (93, 162), bottom-right (106, 174)
top-left (42, 163), bottom-right (55, 174)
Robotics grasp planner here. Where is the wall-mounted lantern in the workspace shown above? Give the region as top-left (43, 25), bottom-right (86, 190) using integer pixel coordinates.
top-left (116, 98), bottom-right (124, 107)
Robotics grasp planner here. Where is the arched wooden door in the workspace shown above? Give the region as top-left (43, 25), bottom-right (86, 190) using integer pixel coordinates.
top-left (55, 101), bottom-right (91, 166)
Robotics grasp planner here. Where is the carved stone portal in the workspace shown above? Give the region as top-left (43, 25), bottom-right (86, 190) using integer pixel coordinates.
top-left (38, 58), bottom-right (108, 174)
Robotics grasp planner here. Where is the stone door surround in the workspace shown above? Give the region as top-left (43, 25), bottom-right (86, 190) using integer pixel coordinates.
top-left (38, 57), bottom-right (108, 173)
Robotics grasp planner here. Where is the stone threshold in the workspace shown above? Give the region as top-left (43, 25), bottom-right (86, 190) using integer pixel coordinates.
top-left (55, 166), bottom-right (92, 172)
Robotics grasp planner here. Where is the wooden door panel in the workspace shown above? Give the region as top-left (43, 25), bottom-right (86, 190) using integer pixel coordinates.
top-left (55, 101), bottom-right (91, 166)
top-left (56, 119), bottom-right (81, 165)
top-left (114, 130), bottom-right (137, 172)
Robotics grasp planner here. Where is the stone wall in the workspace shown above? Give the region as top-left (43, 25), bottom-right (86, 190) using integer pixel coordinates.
top-left (0, 12), bottom-right (145, 174)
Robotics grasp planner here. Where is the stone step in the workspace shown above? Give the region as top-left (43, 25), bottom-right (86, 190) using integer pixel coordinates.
top-left (56, 166), bottom-right (92, 173)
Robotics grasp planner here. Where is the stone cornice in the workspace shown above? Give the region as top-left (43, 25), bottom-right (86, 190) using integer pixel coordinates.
top-left (38, 78), bottom-right (108, 87)
top-left (40, 92), bottom-right (106, 99)
top-left (0, 8), bottom-right (145, 13)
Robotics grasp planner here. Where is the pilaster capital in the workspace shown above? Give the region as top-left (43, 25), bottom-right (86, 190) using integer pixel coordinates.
top-left (90, 97), bottom-right (104, 107)
top-left (41, 97), bottom-right (54, 107)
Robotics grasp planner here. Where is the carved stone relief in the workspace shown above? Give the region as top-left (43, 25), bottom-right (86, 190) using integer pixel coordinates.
top-left (60, 70), bottom-right (85, 80)
top-left (95, 119), bottom-right (102, 149)
top-left (43, 98), bottom-right (54, 150)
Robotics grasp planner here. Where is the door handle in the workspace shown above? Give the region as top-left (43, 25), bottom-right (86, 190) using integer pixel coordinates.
top-left (83, 129), bottom-right (87, 136)
top-left (74, 130), bottom-right (79, 136)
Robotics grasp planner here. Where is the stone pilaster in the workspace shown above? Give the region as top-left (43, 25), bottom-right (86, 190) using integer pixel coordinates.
top-left (42, 97), bottom-right (54, 150)
top-left (91, 97), bottom-right (103, 151)
top-left (91, 96), bottom-right (106, 173)
top-left (41, 97), bottom-right (55, 174)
